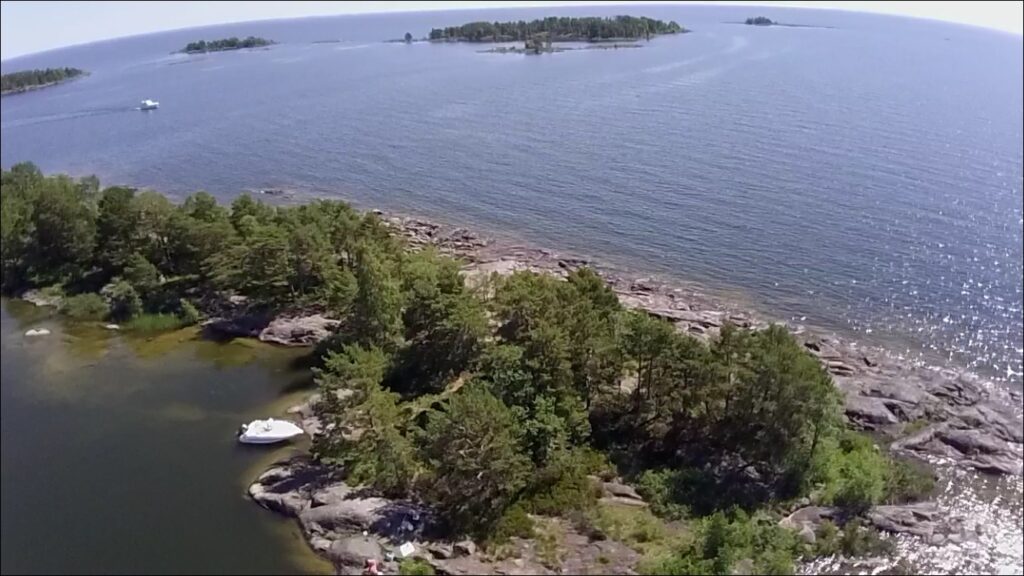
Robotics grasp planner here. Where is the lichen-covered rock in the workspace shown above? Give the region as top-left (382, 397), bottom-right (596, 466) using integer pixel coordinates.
top-left (258, 314), bottom-right (340, 346)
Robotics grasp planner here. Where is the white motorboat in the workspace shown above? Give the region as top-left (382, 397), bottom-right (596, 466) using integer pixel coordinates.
top-left (139, 99), bottom-right (159, 110)
top-left (237, 418), bottom-right (304, 444)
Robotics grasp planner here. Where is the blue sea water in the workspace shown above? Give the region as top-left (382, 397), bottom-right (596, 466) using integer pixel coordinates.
top-left (2, 5), bottom-right (1021, 386)
top-left (1, 5), bottom-right (1022, 573)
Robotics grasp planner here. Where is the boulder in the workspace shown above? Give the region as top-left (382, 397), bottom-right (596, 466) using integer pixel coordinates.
top-left (311, 483), bottom-right (353, 507)
top-left (454, 540), bottom-right (476, 557)
top-left (892, 423), bottom-right (1024, 475)
top-left (955, 405), bottom-right (1023, 444)
top-left (299, 497), bottom-right (389, 536)
top-left (826, 360), bottom-right (858, 376)
top-left (247, 456), bottom-right (335, 517)
top-left (426, 543), bottom-right (454, 559)
top-left (602, 481), bottom-right (643, 501)
top-left (203, 314), bottom-right (271, 338)
top-left (844, 395), bottom-right (899, 427)
top-left (258, 314), bottom-right (341, 346)
top-left (328, 535), bottom-right (383, 572)
top-left (599, 496), bottom-right (648, 508)
top-left (21, 289), bottom-right (62, 307)
top-left (779, 506), bottom-right (835, 532)
top-left (865, 503), bottom-right (941, 538)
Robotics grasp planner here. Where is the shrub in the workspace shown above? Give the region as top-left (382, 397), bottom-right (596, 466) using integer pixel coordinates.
top-left (816, 432), bottom-right (888, 513)
top-left (61, 293), bottom-right (109, 320)
top-left (813, 520), bottom-right (840, 557)
top-left (838, 519), bottom-right (894, 557)
top-left (640, 510), bottom-right (799, 576)
top-left (104, 279), bottom-right (142, 321)
top-left (123, 253), bottom-right (159, 296)
top-left (178, 298), bottom-right (201, 325)
top-left (489, 503), bottom-right (535, 544)
top-left (636, 469), bottom-right (689, 520)
top-left (398, 558), bottom-right (435, 575)
top-left (885, 458), bottom-right (935, 503)
top-left (522, 449), bottom-right (602, 515)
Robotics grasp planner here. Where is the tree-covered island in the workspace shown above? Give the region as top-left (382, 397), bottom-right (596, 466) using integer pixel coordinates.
top-left (1, 163), bottom-right (943, 573)
top-left (180, 36), bottom-right (275, 53)
top-left (745, 16), bottom-right (776, 26)
top-left (1, 67), bottom-right (86, 95)
top-left (429, 16), bottom-right (687, 42)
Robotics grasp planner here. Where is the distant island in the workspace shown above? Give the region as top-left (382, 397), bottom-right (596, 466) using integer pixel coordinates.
top-left (180, 36), bottom-right (274, 53)
top-left (730, 17), bottom-right (834, 29)
top-left (1, 67), bottom-right (86, 95)
top-left (428, 15), bottom-right (686, 43)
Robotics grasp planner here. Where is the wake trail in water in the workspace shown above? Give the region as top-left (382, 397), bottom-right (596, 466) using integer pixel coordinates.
top-left (0, 106), bottom-right (139, 129)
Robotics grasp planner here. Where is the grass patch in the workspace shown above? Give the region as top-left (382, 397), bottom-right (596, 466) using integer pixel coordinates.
top-left (398, 558), bottom-right (435, 575)
top-left (534, 519), bottom-right (565, 568)
top-left (60, 293), bottom-right (109, 320)
top-left (590, 501), bottom-right (687, 561)
top-left (902, 418), bottom-right (930, 436)
top-left (123, 313), bottom-right (187, 332)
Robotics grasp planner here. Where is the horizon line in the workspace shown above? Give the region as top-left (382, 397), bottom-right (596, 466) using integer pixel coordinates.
top-left (2, 1), bottom-right (1021, 63)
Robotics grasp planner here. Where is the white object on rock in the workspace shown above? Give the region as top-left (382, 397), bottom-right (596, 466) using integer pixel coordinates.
top-left (237, 418), bottom-right (304, 444)
top-left (25, 328), bottom-right (51, 337)
top-left (398, 542), bottom-right (416, 558)
top-left (104, 324), bottom-right (121, 330)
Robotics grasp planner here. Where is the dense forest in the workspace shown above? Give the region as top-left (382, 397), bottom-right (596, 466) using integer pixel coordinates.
top-left (1, 67), bottom-right (85, 94)
top-left (181, 36), bottom-right (274, 53)
top-left (1, 165), bottom-right (934, 573)
top-left (429, 16), bottom-right (686, 42)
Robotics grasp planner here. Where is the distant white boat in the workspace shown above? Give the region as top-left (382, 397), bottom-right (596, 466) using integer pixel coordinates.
top-left (237, 418), bottom-right (304, 444)
top-left (139, 99), bottom-right (159, 110)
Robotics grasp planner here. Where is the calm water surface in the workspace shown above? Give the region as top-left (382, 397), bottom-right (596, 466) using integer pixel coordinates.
top-left (1, 4), bottom-right (1021, 574)
top-left (0, 301), bottom-right (329, 574)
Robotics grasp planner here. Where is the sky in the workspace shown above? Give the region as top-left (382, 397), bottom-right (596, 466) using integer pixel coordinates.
top-left (2, 0), bottom-right (1022, 60)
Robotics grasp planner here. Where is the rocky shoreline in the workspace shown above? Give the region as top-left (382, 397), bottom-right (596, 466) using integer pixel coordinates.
top-left (231, 212), bottom-right (1022, 573)
top-left (26, 209), bottom-right (1020, 573)
top-left (377, 213), bottom-right (1023, 477)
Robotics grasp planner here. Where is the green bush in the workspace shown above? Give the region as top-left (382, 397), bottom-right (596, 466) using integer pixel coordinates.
top-left (641, 510), bottom-right (798, 576)
top-left (398, 558), bottom-right (435, 575)
top-left (522, 450), bottom-right (602, 515)
top-left (104, 279), bottom-right (142, 321)
top-left (60, 293), bottom-right (109, 320)
top-left (636, 469), bottom-right (689, 520)
top-left (816, 432), bottom-right (888, 513)
top-left (885, 458), bottom-right (935, 503)
top-left (813, 520), bottom-right (840, 557)
top-left (838, 519), bottom-right (894, 557)
top-left (488, 503), bottom-right (535, 544)
top-left (178, 298), bottom-right (201, 325)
